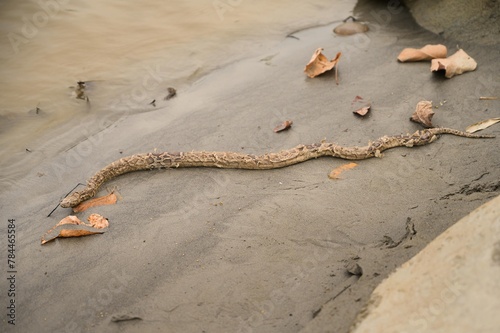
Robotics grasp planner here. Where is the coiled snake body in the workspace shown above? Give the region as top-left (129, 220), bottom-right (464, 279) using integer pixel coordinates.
top-left (60, 128), bottom-right (494, 208)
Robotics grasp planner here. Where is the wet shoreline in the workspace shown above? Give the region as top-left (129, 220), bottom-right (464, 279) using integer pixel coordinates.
top-left (0, 0), bottom-right (353, 187)
top-left (0, 1), bottom-right (499, 332)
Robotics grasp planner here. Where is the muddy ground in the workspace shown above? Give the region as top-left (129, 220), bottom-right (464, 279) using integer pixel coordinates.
top-left (1, 1), bottom-right (499, 332)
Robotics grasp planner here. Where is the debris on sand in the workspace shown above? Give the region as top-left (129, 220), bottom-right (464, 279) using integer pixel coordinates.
top-left (304, 48), bottom-right (341, 84)
top-left (410, 101), bottom-right (435, 128)
top-left (41, 214), bottom-right (109, 245)
top-left (274, 120), bottom-right (293, 133)
top-left (72, 191), bottom-right (118, 213)
top-left (351, 96), bottom-right (371, 117)
top-left (397, 44), bottom-right (447, 62)
top-left (466, 118), bottom-right (500, 134)
top-left (431, 49), bottom-right (477, 78)
top-left (164, 87), bottom-right (177, 100)
top-left (333, 16), bottom-right (368, 36)
top-left (329, 162), bottom-right (358, 179)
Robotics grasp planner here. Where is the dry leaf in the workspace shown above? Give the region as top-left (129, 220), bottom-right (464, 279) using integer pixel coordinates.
top-left (351, 96), bottom-right (371, 117)
top-left (333, 21), bottom-right (368, 36)
top-left (431, 49), bottom-right (477, 78)
top-left (304, 48), bottom-right (342, 83)
top-left (328, 162), bottom-right (358, 179)
top-left (72, 191), bottom-right (118, 213)
top-left (410, 101), bottom-right (435, 128)
top-left (87, 213), bottom-right (109, 229)
top-left (58, 215), bottom-right (82, 226)
top-left (466, 117), bottom-right (500, 133)
top-left (397, 44), bottom-right (447, 62)
top-left (41, 214), bottom-right (108, 244)
top-left (274, 120), bottom-right (293, 133)
top-left (353, 106), bottom-right (371, 117)
top-left (55, 228), bottom-right (104, 240)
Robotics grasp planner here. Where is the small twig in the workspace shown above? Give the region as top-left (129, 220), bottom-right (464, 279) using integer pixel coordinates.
top-left (479, 96), bottom-right (498, 100)
top-left (47, 183), bottom-right (85, 217)
top-left (343, 15), bottom-right (356, 22)
top-left (335, 64), bottom-right (339, 85)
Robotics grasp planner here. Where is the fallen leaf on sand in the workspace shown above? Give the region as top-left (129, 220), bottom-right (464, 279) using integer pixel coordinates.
top-left (354, 106), bottom-right (370, 117)
top-left (87, 213), bottom-right (110, 229)
top-left (41, 214), bottom-right (108, 245)
top-left (410, 101), bottom-right (435, 128)
top-left (351, 96), bottom-right (371, 117)
top-left (397, 44), bottom-right (447, 62)
top-left (274, 120), bottom-right (293, 133)
top-left (72, 191), bottom-right (118, 213)
top-left (466, 117), bottom-right (500, 133)
top-left (431, 49), bottom-right (477, 78)
top-left (333, 17), bottom-right (368, 36)
top-left (304, 48), bottom-right (342, 84)
top-left (328, 162), bottom-right (358, 179)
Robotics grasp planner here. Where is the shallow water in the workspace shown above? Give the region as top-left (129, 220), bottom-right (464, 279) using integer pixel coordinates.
top-left (0, 0), bottom-right (354, 185)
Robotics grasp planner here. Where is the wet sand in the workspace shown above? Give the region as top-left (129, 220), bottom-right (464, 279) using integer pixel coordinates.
top-left (0, 0), bottom-right (352, 185)
top-left (1, 1), bottom-right (499, 332)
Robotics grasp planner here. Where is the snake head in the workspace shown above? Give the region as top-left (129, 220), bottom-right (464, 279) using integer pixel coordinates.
top-left (60, 192), bottom-right (82, 208)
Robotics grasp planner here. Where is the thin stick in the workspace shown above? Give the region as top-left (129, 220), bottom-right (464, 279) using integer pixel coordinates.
top-left (47, 183), bottom-right (85, 217)
top-left (335, 64), bottom-right (339, 85)
top-left (479, 96), bottom-right (498, 100)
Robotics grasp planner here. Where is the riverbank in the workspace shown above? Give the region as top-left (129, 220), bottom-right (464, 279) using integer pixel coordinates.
top-left (0, 1), bottom-right (499, 332)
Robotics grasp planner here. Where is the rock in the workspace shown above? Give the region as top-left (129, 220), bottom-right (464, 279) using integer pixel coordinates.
top-left (350, 194), bottom-right (500, 333)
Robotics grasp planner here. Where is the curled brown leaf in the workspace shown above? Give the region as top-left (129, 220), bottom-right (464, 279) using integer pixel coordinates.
top-left (304, 48), bottom-right (341, 83)
top-left (351, 96), bottom-right (371, 117)
top-left (56, 228), bottom-right (104, 240)
top-left (410, 101), bottom-right (435, 128)
top-left (41, 214), bottom-right (109, 245)
top-left (87, 213), bottom-right (109, 229)
top-left (72, 191), bottom-right (118, 213)
top-left (353, 106), bottom-right (370, 117)
top-left (274, 120), bottom-right (293, 133)
top-left (430, 49), bottom-right (477, 78)
top-left (397, 44), bottom-right (447, 62)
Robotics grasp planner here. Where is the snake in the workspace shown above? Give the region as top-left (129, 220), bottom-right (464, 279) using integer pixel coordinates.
top-left (60, 128), bottom-right (494, 208)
